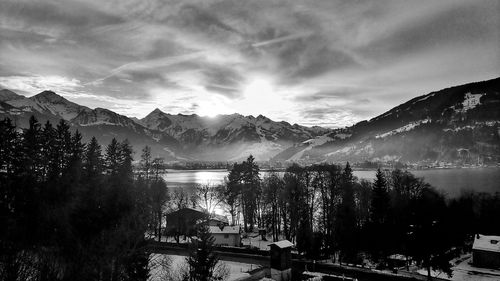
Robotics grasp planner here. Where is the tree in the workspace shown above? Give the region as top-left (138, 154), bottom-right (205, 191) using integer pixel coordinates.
top-left (139, 147), bottom-right (169, 241)
top-left (261, 171), bottom-right (284, 241)
top-left (195, 183), bottom-right (224, 215)
top-left (151, 157), bottom-right (166, 181)
top-left (150, 179), bottom-right (169, 242)
top-left (0, 118), bottom-right (152, 281)
top-left (224, 165), bottom-right (244, 226)
top-left (408, 188), bottom-right (453, 279)
top-left (185, 222), bottom-right (228, 281)
top-left (21, 116), bottom-right (43, 179)
top-left (369, 168), bottom-right (390, 260)
top-left (140, 146), bottom-right (152, 181)
top-left (0, 118), bottom-right (18, 175)
top-left (240, 155), bottom-right (261, 232)
top-left (83, 137), bottom-right (103, 180)
top-left (105, 138), bottom-right (120, 175)
top-left (336, 162), bottom-right (358, 263)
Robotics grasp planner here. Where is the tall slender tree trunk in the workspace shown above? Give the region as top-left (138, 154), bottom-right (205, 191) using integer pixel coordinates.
top-left (158, 210), bottom-right (162, 242)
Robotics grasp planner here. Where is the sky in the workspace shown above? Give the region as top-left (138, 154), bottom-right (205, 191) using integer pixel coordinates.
top-left (0, 0), bottom-right (498, 128)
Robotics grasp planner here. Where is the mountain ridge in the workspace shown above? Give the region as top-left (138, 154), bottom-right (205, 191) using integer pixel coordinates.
top-left (1, 76), bottom-right (499, 163)
top-left (272, 77), bottom-right (500, 165)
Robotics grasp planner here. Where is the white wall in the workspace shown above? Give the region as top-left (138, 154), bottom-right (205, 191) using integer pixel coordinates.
top-left (212, 233), bottom-right (240, 246)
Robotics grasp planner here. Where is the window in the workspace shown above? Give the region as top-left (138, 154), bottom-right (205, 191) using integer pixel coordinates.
top-left (224, 234), bottom-right (229, 238)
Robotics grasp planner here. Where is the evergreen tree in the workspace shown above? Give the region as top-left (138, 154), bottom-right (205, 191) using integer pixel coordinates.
top-left (224, 163), bottom-right (243, 226)
top-left (241, 155), bottom-right (260, 232)
top-left (369, 168), bottom-right (390, 260)
top-left (40, 121), bottom-right (56, 181)
top-left (337, 162), bottom-right (358, 263)
top-left (21, 116), bottom-right (43, 179)
top-left (118, 140), bottom-right (134, 180)
top-left (83, 137), bottom-right (103, 179)
top-left (105, 138), bottom-right (120, 175)
top-left (186, 222), bottom-right (226, 281)
top-left (0, 118), bottom-right (18, 175)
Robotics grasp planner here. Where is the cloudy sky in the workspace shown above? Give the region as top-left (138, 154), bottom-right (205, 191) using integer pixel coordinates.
top-left (0, 0), bottom-right (498, 127)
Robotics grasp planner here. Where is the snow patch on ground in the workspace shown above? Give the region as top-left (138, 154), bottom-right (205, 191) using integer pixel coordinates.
top-left (302, 135), bottom-right (332, 147)
top-left (325, 145), bottom-right (355, 157)
top-left (414, 92), bottom-right (436, 104)
top-left (148, 254), bottom-right (258, 281)
top-left (376, 119), bottom-right (430, 138)
top-left (334, 133), bottom-right (352, 139)
top-left (416, 255), bottom-right (500, 281)
top-left (462, 92), bottom-right (484, 111)
top-left (79, 121), bottom-right (124, 126)
top-left (228, 141), bottom-right (283, 162)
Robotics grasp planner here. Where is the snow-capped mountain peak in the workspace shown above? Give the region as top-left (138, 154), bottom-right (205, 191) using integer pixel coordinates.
top-left (27, 91), bottom-right (90, 120)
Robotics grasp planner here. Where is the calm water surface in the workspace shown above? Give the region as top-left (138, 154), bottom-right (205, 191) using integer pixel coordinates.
top-left (164, 167), bottom-right (500, 198)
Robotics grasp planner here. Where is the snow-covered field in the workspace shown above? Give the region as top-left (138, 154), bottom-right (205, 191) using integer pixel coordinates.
top-left (149, 254), bottom-right (260, 281)
top-left (416, 255), bottom-right (500, 281)
top-left (241, 234), bottom-right (275, 250)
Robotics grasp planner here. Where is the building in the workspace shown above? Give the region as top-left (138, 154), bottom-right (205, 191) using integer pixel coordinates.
top-left (165, 207), bottom-right (207, 239)
top-left (208, 214), bottom-right (229, 227)
top-left (269, 240), bottom-right (294, 281)
top-left (208, 225), bottom-right (241, 247)
top-left (472, 234), bottom-right (500, 268)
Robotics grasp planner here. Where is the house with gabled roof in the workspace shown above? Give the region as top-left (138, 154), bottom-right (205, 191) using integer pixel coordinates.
top-left (472, 234), bottom-right (500, 268)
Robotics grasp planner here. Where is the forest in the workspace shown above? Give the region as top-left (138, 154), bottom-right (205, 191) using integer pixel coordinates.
top-left (0, 117), bottom-right (152, 281)
top-left (1, 116), bottom-right (500, 281)
top-left (220, 155), bottom-right (500, 277)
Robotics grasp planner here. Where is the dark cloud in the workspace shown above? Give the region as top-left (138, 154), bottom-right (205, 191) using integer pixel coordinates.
top-left (0, 1), bottom-right (124, 35)
top-left (358, 1), bottom-right (500, 61)
top-left (202, 64), bottom-right (244, 98)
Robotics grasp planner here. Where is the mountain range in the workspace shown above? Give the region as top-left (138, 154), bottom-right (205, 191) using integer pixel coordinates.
top-left (1, 77), bottom-right (499, 164)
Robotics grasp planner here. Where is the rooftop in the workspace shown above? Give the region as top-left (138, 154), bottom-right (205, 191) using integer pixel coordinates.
top-left (473, 234), bottom-right (500, 253)
top-left (208, 225), bottom-right (240, 234)
top-left (269, 240), bottom-right (294, 249)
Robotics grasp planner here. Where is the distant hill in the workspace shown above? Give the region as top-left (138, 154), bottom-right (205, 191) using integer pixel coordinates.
top-left (273, 77), bottom-right (500, 165)
top-left (1, 77), bottom-right (499, 163)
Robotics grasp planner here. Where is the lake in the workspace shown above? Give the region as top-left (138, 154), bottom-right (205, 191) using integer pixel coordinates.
top-left (164, 167), bottom-right (500, 198)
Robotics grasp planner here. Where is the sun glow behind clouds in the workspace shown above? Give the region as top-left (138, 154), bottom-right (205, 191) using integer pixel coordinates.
top-left (234, 76), bottom-right (293, 117)
top-left (194, 76), bottom-right (294, 119)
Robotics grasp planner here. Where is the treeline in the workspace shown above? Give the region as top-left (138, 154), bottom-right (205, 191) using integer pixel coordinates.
top-left (0, 116), bottom-right (162, 281)
top-left (220, 156), bottom-right (500, 277)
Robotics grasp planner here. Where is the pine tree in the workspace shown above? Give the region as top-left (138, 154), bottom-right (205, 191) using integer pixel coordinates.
top-left (241, 155), bottom-right (261, 232)
top-left (21, 116), bottom-right (43, 179)
top-left (0, 118), bottom-right (18, 175)
top-left (186, 222), bottom-right (225, 281)
top-left (105, 138), bottom-right (120, 175)
top-left (225, 163), bottom-right (243, 226)
top-left (83, 137), bottom-right (103, 179)
top-left (369, 168), bottom-right (390, 260)
top-left (337, 162), bottom-right (358, 263)
top-left (118, 140), bottom-right (134, 180)
top-left (55, 119), bottom-right (72, 175)
top-left (40, 121), bottom-right (56, 181)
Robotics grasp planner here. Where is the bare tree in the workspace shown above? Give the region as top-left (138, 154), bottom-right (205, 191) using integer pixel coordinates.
top-left (195, 183), bottom-right (224, 214)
